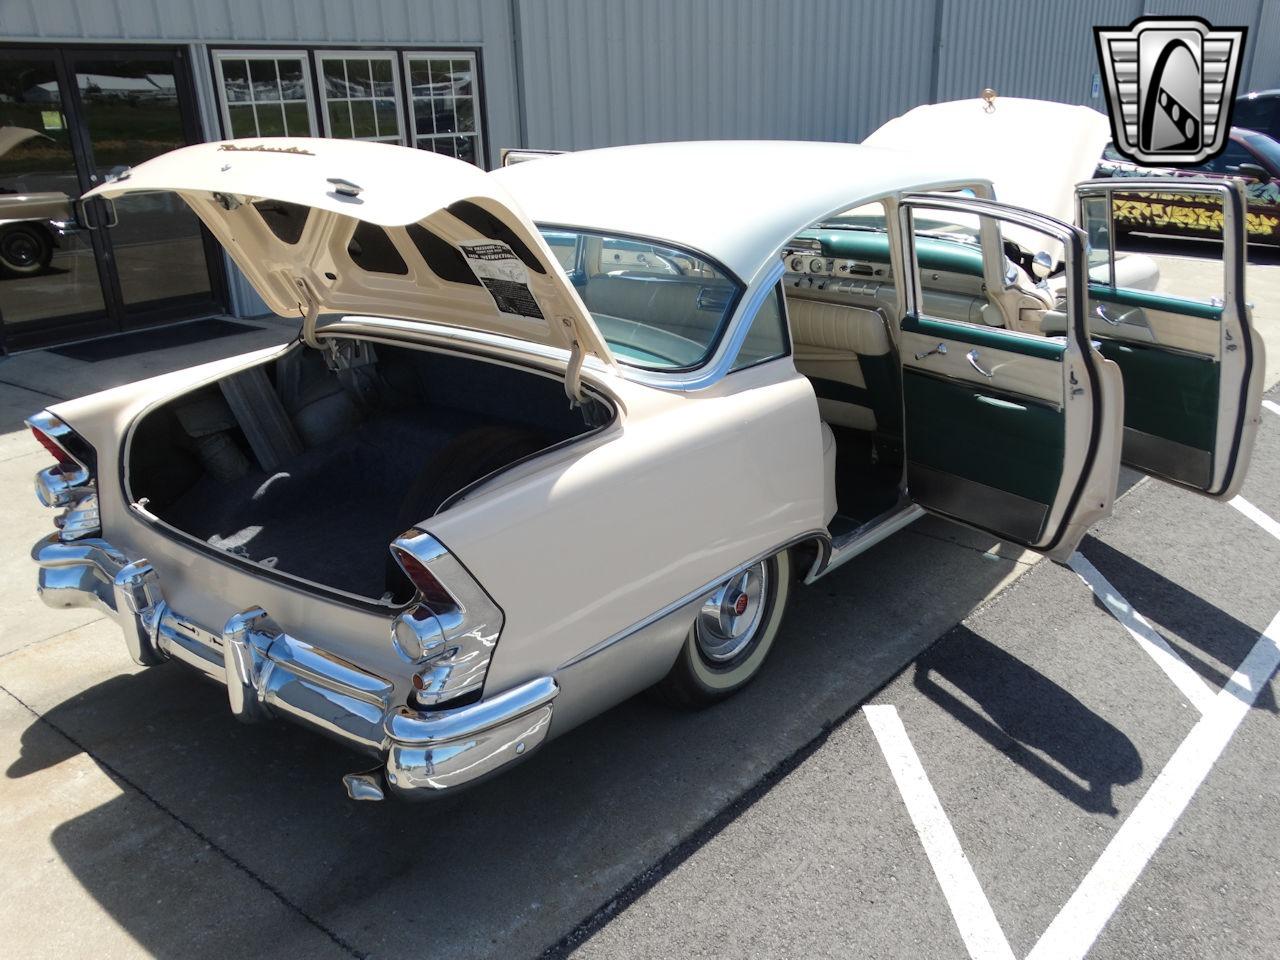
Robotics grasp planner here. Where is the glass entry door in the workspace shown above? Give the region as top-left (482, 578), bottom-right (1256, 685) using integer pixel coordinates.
top-left (0, 46), bottom-right (225, 352)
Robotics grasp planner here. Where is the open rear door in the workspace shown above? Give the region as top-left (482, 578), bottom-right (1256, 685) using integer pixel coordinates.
top-left (896, 193), bottom-right (1124, 562)
top-left (1074, 178), bottom-right (1265, 498)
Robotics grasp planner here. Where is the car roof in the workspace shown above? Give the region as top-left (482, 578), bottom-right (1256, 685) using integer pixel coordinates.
top-left (490, 140), bottom-right (989, 285)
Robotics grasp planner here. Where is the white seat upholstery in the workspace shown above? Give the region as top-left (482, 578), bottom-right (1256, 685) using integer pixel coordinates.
top-left (787, 297), bottom-right (893, 431)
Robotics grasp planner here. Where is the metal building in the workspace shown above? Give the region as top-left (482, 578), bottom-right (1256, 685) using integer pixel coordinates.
top-left (1, 0), bottom-right (1277, 348)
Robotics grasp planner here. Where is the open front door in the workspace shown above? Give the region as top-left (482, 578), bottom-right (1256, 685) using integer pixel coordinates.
top-left (896, 193), bottom-right (1124, 562)
top-left (1074, 178), bottom-right (1265, 498)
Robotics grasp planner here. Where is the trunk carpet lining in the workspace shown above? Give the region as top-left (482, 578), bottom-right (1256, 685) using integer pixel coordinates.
top-left (161, 406), bottom-right (485, 599)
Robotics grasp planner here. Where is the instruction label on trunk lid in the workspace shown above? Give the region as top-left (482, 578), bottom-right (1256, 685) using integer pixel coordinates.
top-left (458, 241), bottom-right (546, 321)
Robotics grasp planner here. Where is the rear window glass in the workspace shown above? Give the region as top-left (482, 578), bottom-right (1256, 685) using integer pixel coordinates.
top-left (539, 228), bottom-right (741, 370)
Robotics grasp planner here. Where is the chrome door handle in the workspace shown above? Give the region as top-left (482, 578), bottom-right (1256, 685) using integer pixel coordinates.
top-left (966, 349), bottom-right (994, 378)
top-left (914, 342), bottom-right (947, 361)
top-left (1095, 304), bottom-right (1121, 325)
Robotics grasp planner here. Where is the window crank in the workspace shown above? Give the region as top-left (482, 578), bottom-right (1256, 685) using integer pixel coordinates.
top-left (914, 342), bottom-right (947, 361)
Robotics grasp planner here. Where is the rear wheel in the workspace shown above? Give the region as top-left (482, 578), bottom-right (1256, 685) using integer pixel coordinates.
top-left (0, 223), bottom-right (53, 276)
top-left (654, 548), bottom-right (793, 706)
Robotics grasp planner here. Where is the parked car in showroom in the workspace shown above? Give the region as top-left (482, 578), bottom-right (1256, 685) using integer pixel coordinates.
top-left (0, 126), bottom-right (78, 276)
top-left (1093, 127), bottom-right (1280, 245)
top-left (27, 104), bottom-right (1265, 800)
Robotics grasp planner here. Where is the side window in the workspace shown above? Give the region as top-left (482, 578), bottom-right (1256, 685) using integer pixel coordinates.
top-left (731, 284), bottom-right (789, 371)
top-left (1082, 187), bottom-right (1225, 305)
top-left (910, 204), bottom-right (1002, 329)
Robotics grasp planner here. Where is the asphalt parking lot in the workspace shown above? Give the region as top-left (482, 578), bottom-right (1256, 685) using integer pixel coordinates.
top-left (1, 239), bottom-right (1278, 960)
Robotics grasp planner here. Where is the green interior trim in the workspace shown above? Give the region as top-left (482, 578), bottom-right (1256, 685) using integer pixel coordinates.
top-left (799, 229), bottom-right (985, 279)
top-left (1096, 340), bottom-right (1219, 451)
top-left (902, 313), bottom-right (1065, 362)
top-left (1089, 284), bottom-right (1224, 321)
top-left (904, 371), bottom-right (1065, 505)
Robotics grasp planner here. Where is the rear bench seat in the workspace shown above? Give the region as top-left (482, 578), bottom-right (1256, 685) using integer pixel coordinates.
top-left (786, 296), bottom-right (900, 436)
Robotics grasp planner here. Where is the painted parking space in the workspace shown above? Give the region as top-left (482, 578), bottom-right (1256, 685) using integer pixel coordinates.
top-left (563, 391), bottom-right (1280, 960)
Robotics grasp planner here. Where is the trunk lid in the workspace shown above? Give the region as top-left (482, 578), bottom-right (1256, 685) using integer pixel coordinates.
top-left (83, 138), bottom-right (616, 383)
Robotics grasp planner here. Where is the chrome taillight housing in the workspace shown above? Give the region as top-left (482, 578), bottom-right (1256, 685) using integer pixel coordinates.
top-left (389, 529), bottom-right (503, 709)
top-left (27, 410), bottom-right (100, 540)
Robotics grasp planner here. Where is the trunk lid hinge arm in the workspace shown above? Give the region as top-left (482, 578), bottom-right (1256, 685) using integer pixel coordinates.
top-left (295, 277), bottom-right (324, 352)
top-left (564, 336), bottom-right (585, 407)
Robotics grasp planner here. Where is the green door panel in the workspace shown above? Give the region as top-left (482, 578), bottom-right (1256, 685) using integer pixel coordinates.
top-left (1089, 283), bottom-right (1223, 322)
top-left (904, 370), bottom-right (1066, 505)
top-left (1096, 340), bottom-right (1219, 451)
top-left (901, 313), bottom-right (1066, 361)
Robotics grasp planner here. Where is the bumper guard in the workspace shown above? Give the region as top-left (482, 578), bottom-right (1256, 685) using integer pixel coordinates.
top-left (32, 533), bottom-right (557, 799)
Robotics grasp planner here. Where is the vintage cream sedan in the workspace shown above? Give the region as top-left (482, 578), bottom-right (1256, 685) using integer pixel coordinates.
top-left (27, 116), bottom-right (1264, 800)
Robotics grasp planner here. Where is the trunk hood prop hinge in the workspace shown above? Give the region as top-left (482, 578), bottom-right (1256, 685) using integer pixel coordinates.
top-left (296, 276), bottom-right (324, 350)
top-left (564, 336), bottom-right (585, 407)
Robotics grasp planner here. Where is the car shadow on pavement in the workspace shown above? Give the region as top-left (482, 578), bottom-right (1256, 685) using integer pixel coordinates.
top-left (2, 533), bottom-right (1024, 960)
top-left (912, 627), bottom-right (1142, 816)
top-left (1078, 535), bottom-right (1278, 713)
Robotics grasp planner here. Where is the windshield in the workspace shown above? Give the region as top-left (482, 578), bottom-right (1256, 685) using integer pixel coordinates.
top-left (1239, 130), bottom-right (1280, 174)
top-left (539, 228), bottom-right (741, 370)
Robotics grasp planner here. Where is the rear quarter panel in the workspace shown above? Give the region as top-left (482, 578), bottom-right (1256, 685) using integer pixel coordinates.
top-left (427, 358), bottom-right (828, 698)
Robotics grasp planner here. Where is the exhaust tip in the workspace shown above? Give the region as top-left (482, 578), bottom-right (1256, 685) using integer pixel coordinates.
top-left (342, 770), bottom-right (386, 802)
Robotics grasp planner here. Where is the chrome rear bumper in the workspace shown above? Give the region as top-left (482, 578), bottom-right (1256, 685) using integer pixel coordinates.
top-left (32, 533), bottom-right (556, 799)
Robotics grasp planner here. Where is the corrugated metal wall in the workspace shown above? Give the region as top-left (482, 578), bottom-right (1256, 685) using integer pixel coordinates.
top-left (513, 0), bottom-right (937, 149)
top-left (513, 0), bottom-right (1280, 150)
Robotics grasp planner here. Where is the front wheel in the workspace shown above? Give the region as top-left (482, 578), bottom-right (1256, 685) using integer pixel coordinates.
top-left (653, 548), bottom-right (793, 706)
top-left (0, 223), bottom-right (53, 276)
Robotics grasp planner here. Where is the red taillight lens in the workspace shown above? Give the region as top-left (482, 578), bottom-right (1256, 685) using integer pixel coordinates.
top-left (31, 426), bottom-right (79, 473)
top-left (391, 546), bottom-right (457, 610)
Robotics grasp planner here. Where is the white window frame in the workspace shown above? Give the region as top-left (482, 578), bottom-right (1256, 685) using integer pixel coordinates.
top-left (401, 50), bottom-right (484, 164)
top-left (211, 49), bottom-right (319, 139)
top-left (314, 50), bottom-right (405, 144)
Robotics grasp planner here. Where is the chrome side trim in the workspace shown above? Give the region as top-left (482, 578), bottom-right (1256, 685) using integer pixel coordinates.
top-left (558, 529), bottom-right (829, 670)
top-left (807, 503), bottom-right (925, 584)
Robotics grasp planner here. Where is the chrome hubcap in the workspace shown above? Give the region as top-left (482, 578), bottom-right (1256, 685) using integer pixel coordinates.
top-left (695, 561), bottom-right (769, 663)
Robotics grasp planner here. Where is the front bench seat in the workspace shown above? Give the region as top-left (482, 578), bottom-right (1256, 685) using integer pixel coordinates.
top-left (786, 296), bottom-right (899, 435)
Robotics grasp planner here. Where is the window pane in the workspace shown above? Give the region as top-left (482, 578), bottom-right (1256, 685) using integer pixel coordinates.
top-left (228, 103), bottom-right (257, 137)
top-left (434, 99), bottom-right (456, 134)
top-left (256, 102), bottom-right (286, 137)
top-left (350, 99), bottom-right (376, 138)
top-left (414, 99), bottom-right (435, 136)
top-left (430, 60), bottom-right (452, 85)
top-left (346, 58), bottom-right (372, 97)
top-left (322, 58), bottom-right (345, 96)
top-left (455, 97), bottom-right (474, 133)
top-left (543, 229), bottom-right (741, 369)
top-left (282, 100), bottom-right (311, 135)
top-left (374, 99), bottom-right (399, 138)
top-left (249, 59), bottom-right (279, 102)
top-left (456, 135), bottom-right (477, 165)
top-left (222, 59), bottom-right (249, 102)
top-left (433, 137), bottom-right (456, 158)
top-left (278, 59), bottom-right (306, 100)
top-left (451, 60), bottom-right (472, 95)
top-left (408, 60), bottom-right (432, 93)
top-left (328, 100), bottom-right (352, 138)
top-left (732, 287), bottom-right (788, 370)
top-left (371, 58), bottom-right (394, 96)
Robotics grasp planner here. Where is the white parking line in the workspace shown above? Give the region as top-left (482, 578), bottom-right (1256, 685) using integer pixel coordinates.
top-left (1067, 553), bottom-right (1216, 715)
top-left (1026, 608), bottom-right (1280, 960)
top-left (864, 705), bottom-right (1015, 960)
top-left (1230, 496), bottom-right (1280, 543)
top-left (1262, 399), bottom-right (1280, 417)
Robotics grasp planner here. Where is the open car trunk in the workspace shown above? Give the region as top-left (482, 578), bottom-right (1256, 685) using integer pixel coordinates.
top-left (126, 340), bottom-right (611, 603)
